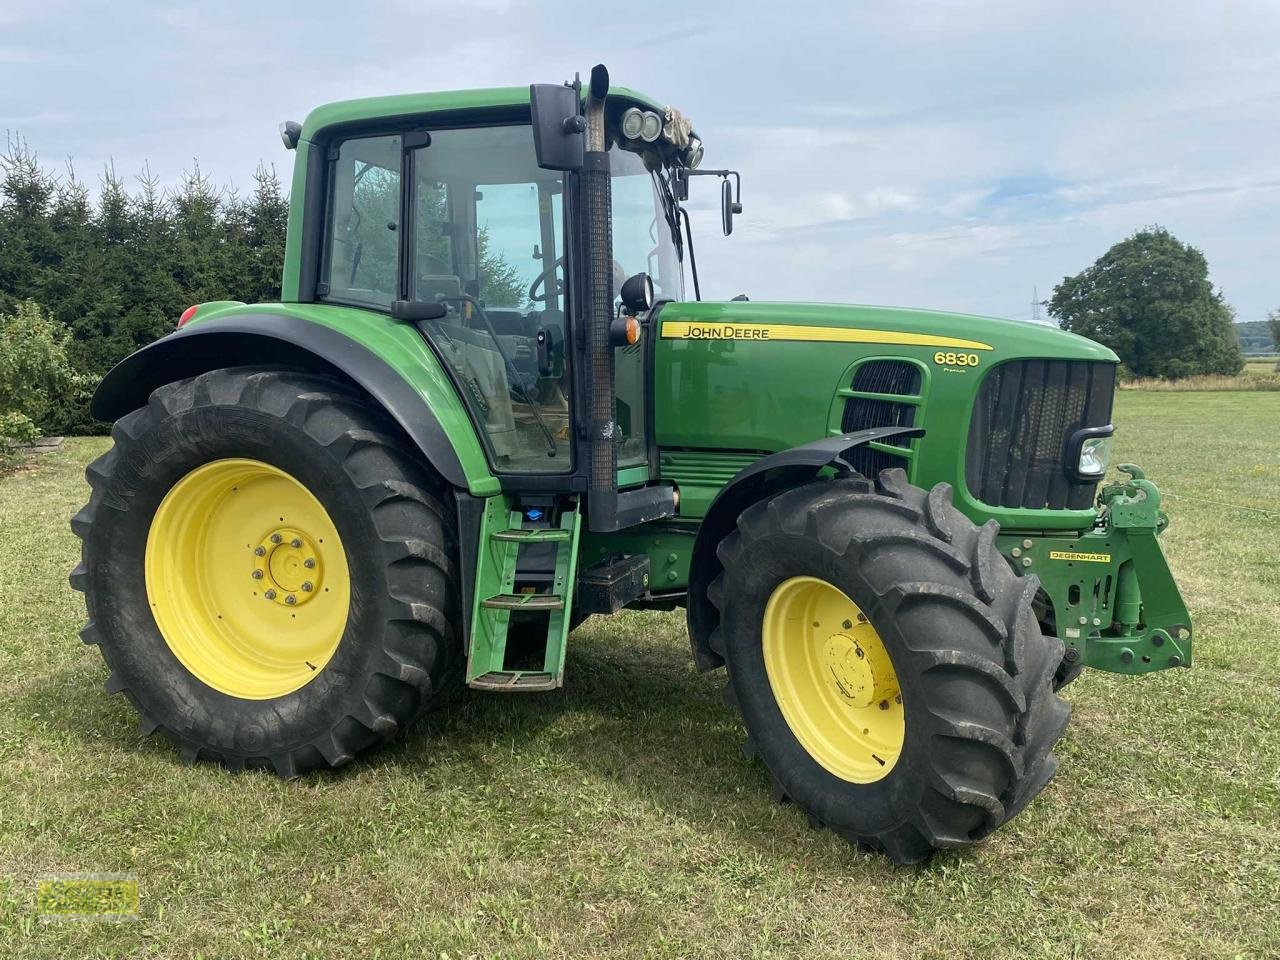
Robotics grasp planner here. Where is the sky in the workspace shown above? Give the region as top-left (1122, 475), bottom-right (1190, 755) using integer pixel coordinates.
top-left (3, 0), bottom-right (1278, 325)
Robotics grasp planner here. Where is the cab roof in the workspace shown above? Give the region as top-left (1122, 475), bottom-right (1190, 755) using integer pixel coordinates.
top-left (300, 85), bottom-right (668, 142)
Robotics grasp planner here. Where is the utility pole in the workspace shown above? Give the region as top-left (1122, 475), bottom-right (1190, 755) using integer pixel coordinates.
top-left (1031, 286), bottom-right (1042, 324)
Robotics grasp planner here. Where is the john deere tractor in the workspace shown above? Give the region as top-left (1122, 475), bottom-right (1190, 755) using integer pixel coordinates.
top-left (70, 66), bottom-right (1191, 863)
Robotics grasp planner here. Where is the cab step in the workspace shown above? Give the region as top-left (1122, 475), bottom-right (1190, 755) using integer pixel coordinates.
top-left (466, 496), bottom-right (581, 692)
top-left (481, 594), bottom-right (564, 611)
top-left (469, 670), bottom-right (560, 692)
top-left (490, 528), bottom-right (572, 543)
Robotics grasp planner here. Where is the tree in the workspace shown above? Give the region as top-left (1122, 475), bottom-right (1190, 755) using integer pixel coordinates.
top-left (1048, 226), bottom-right (1244, 379)
top-left (0, 300), bottom-right (88, 456)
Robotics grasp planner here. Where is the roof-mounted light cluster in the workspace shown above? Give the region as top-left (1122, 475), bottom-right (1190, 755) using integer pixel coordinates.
top-left (619, 106), bottom-right (703, 168)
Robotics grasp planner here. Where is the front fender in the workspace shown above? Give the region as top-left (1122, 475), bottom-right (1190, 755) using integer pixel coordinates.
top-left (685, 426), bottom-right (924, 671)
top-left (92, 310), bottom-right (498, 496)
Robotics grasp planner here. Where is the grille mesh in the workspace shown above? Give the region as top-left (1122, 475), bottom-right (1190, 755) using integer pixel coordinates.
top-left (851, 360), bottom-right (922, 396)
top-left (965, 359), bottom-right (1116, 510)
top-left (840, 360), bottom-right (920, 477)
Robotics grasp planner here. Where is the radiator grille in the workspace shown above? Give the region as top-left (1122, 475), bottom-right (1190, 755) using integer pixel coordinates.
top-left (851, 360), bottom-right (923, 396)
top-left (965, 359), bottom-right (1116, 510)
top-left (840, 360), bottom-right (920, 477)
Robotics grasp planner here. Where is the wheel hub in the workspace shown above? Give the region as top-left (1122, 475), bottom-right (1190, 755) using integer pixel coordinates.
top-left (254, 527), bottom-right (322, 606)
top-left (822, 633), bottom-right (877, 708)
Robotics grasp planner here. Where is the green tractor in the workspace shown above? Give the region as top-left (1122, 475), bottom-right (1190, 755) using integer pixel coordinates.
top-left (70, 66), bottom-right (1191, 863)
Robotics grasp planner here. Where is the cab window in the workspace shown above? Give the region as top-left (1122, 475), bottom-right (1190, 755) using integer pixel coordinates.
top-left (409, 125), bottom-right (571, 474)
top-left (320, 134), bottom-right (401, 307)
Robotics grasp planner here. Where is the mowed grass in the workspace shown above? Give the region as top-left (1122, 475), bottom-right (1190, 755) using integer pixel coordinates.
top-left (1, 392), bottom-right (1278, 959)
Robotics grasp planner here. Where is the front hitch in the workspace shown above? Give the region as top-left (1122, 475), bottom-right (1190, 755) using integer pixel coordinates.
top-left (997, 464), bottom-right (1193, 675)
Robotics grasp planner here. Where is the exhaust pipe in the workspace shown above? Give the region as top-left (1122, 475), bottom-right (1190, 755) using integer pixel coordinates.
top-left (582, 64), bottom-right (617, 520)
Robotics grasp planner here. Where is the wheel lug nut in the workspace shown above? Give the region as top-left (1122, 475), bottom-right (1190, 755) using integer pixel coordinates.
top-left (254, 545), bottom-right (266, 557)
top-left (301, 581), bottom-right (313, 592)
top-left (878, 700), bottom-right (889, 710)
top-left (270, 533), bottom-right (283, 544)
top-left (251, 570), bottom-right (264, 580)
top-left (285, 594), bottom-right (297, 605)
top-left (303, 558), bottom-right (316, 569)
top-left (264, 589), bottom-right (277, 600)
top-left (291, 538), bottom-right (302, 548)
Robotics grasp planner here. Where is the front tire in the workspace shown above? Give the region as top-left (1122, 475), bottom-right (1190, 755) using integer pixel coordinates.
top-left (70, 367), bottom-right (461, 776)
top-left (710, 470), bottom-right (1070, 864)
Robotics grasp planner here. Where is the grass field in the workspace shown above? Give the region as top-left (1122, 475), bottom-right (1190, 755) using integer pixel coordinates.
top-left (1120, 359), bottom-right (1280, 391)
top-left (1, 392), bottom-right (1278, 959)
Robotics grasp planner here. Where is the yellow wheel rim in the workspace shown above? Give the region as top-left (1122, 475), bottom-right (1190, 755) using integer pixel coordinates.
top-left (144, 458), bottom-right (351, 700)
top-left (763, 576), bottom-right (904, 783)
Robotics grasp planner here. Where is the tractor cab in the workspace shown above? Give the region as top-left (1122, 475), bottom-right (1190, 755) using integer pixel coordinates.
top-left (306, 75), bottom-right (704, 518)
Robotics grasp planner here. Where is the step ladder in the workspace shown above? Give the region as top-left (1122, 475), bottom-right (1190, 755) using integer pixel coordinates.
top-left (466, 496), bottom-right (582, 692)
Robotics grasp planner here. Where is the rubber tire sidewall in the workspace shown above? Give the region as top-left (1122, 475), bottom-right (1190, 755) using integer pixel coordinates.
top-left (722, 534), bottom-right (935, 838)
top-left (86, 394), bottom-right (435, 760)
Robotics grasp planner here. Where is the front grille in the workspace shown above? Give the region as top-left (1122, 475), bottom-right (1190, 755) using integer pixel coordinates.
top-left (966, 359), bottom-right (1116, 510)
top-left (851, 360), bottom-right (922, 396)
top-left (840, 360), bottom-right (920, 477)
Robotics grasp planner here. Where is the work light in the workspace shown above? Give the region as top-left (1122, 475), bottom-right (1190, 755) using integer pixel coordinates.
top-left (639, 111), bottom-right (663, 142)
top-left (687, 136), bottom-right (704, 168)
top-left (620, 108), bottom-right (645, 140)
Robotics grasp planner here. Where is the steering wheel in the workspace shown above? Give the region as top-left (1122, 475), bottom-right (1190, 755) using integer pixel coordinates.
top-left (528, 256), bottom-right (566, 303)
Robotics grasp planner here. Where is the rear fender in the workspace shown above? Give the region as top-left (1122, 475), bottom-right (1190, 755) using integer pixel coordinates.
top-left (686, 426), bottom-right (924, 671)
top-left (91, 313), bottom-right (497, 495)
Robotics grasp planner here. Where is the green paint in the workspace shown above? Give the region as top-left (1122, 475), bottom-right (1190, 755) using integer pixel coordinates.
top-left (579, 523), bottom-right (696, 593)
top-left (616, 464), bottom-right (650, 489)
top-left (659, 449), bottom-right (759, 518)
top-left (186, 300), bottom-right (499, 496)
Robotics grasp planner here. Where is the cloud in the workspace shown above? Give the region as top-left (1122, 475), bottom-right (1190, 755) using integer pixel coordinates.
top-left (1, 0), bottom-right (1276, 322)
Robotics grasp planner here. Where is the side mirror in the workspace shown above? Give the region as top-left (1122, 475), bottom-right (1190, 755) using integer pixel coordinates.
top-left (392, 300), bottom-right (448, 322)
top-left (530, 84), bottom-right (585, 171)
top-left (721, 178), bottom-right (742, 236)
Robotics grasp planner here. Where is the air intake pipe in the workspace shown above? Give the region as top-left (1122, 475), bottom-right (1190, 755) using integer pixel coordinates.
top-left (582, 64), bottom-right (617, 518)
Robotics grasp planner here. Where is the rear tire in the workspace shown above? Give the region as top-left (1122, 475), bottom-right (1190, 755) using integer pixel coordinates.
top-left (709, 470), bottom-right (1070, 864)
top-left (70, 367), bottom-right (461, 777)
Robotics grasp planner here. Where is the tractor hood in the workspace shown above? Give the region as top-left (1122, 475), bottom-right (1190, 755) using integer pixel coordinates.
top-left (655, 300), bottom-right (1118, 364)
top-left (653, 298), bottom-right (1120, 533)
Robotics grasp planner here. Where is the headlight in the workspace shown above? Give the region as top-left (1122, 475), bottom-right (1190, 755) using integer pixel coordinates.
top-left (1077, 435), bottom-right (1113, 477)
top-left (620, 107), bottom-right (645, 140)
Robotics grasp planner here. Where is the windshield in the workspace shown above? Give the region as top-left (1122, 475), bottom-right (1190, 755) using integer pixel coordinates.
top-left (610, 146), bottom-right (681, 469)
top-left (609, 147), bottom-right (682, 302)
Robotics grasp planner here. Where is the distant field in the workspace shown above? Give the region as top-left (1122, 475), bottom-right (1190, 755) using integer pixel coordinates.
top-left (1, 392), bottom-right (1277, 959)
top-left (1123, 359), bottom-right (1280, 391)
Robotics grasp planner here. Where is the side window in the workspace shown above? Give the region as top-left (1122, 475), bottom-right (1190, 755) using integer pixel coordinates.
top-left (321, 135), bottom-right (402, 307)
